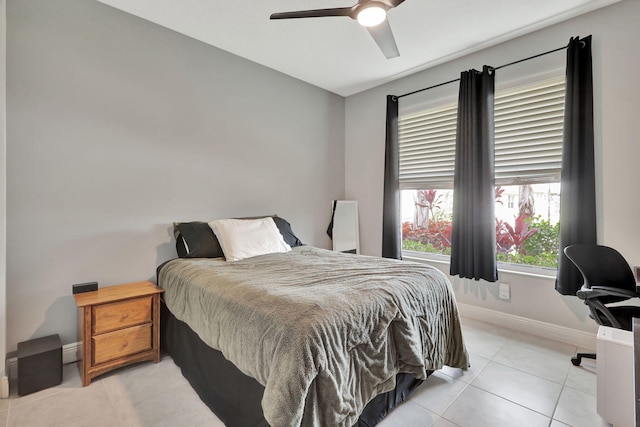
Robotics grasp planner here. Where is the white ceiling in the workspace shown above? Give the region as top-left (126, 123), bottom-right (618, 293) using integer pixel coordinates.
top-left (96, 0), bottom-right (620, 97)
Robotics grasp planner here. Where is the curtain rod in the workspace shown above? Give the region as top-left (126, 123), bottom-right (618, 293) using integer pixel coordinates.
top-left (395, 42), bottom-right (570, 100)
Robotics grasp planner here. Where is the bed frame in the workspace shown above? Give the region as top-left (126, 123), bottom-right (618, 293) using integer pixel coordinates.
top-left (160, 301), bottom-right (427, 427)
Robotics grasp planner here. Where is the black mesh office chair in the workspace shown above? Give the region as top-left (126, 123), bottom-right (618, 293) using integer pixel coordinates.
top-left (564, 244), bottom-right (640, 366)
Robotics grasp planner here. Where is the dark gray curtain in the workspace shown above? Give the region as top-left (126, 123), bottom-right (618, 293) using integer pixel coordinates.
top-left (450, 66), bottom-right (498, 282)
top-left (555, 36), bottom-right (597, 295)
top-left (382, 95), bottom-right (401, 259)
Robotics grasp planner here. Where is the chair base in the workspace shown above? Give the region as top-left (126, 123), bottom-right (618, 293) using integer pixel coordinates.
top-left (571, 352), bottom-right (596, 366)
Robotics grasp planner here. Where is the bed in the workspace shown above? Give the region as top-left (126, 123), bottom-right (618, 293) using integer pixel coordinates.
top-left (157, 217), bottom-right (468, 427)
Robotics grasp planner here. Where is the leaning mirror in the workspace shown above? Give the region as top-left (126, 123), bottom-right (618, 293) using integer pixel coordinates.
top-left (330, 201), bottom-right (360, 254)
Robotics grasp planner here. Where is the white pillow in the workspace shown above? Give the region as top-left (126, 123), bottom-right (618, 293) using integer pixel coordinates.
top-left (208, 217), bottom-right (291, 261)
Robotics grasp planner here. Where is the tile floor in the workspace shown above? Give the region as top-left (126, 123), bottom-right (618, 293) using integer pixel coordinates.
top-left (0, 318), bottom-right (611, 427)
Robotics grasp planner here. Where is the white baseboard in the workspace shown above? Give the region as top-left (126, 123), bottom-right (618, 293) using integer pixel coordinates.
top-left (1, 377), bottom-right (9, 399)
top-left (457, 302), bottom-right (597, 351)
top-left (7, 342), bottom-right (80, 380)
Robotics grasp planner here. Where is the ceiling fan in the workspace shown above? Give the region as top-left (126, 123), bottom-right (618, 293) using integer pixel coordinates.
top-left (270, 0), bottom-right (406, 59)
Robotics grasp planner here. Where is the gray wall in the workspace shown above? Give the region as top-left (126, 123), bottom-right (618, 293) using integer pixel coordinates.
top-left (345, 0), bottom-right (640, 334)
top-left (1, 0), bottom-right (7, 375)
top-left (6, 0), bottom-right (345, 351)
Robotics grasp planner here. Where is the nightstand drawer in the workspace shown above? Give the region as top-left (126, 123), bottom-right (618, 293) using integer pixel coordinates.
top-left (92, 297), bottom-right (152, 334)
top-left (92, 323), bottom-right (152, 365)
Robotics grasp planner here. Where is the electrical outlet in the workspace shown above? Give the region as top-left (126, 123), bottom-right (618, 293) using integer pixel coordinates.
top-left (499, 283), bottom-right (511, 300)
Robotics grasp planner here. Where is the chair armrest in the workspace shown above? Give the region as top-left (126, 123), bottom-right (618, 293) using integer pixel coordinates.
top-left (590, 286), bottom-right (638, 299)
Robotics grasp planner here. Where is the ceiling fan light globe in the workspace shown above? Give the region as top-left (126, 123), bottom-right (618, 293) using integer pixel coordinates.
top-left (357, 6), bottom-right (387, 27)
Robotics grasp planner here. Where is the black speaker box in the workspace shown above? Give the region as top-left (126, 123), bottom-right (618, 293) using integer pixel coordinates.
top-left (17, 334), bottom-right (62, 396)
top-left (72, 281), bottom-right (98, 294)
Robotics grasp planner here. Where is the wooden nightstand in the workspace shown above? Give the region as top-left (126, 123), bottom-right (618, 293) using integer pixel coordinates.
top-left (74, 281), bottom-right (164, 386)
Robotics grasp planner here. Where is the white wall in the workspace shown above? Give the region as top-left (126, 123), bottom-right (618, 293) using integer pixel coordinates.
top-left (1, 0), bottom-right (7, 376)
top-left (5, 0), bottom-right (345, 351)
top-left (345, 0), bottom-right (640, 334)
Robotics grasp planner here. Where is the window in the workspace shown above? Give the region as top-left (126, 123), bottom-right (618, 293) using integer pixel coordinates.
top-left (400, 75), bottom-right (565, 269)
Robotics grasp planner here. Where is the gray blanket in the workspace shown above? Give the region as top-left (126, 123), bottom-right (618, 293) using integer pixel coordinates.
top-left (159, 246), bottom-right (468, 427)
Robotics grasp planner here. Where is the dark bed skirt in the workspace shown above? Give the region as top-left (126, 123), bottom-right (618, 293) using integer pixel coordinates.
top-left (161, 302), bottom-right (426, 427)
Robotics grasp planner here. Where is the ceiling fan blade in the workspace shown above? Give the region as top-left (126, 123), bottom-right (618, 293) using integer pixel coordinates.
top-left (366, 19), bottom-right (400, 59)
top-left (387, 0), bottom-right (406, 7)
top-left (270, 7), bottom-right (353, 20)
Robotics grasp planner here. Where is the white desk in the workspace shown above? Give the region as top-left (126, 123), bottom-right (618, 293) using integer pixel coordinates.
top-left (597, 325), bottom-right (634, 427)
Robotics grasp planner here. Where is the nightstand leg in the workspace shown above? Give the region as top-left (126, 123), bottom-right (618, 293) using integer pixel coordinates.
top-left (152, 294), bottom-right (161, 363)
top-left (79, 306), bottom-right (92, 386)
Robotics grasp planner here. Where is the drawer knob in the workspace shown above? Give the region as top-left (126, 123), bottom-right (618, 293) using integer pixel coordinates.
top-left (122, 341), bottom-right (128, 348)
top-left (121, 313), bottom-right (128, 319)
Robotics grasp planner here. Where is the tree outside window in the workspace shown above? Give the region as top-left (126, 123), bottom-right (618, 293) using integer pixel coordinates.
top-left (401, 183), bottom-right (560, 268)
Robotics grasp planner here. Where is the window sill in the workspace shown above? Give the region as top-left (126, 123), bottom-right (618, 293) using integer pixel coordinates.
top-left (402, 251), bottom-right (557, 280)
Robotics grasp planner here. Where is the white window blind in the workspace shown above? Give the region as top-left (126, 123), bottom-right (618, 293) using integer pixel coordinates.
top-left (494, 76), bottom-right (565, 185)
top-left (398, 75), bottom-right (565, 190)
top-left (399, 103), bottom-right (457, 189)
